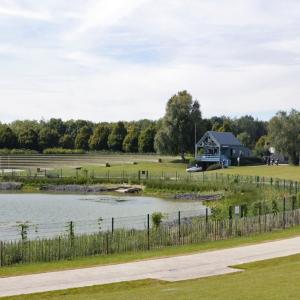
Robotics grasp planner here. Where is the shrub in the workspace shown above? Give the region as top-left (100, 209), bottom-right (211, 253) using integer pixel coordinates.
top-left (232, 157), bottom-right (264, 166)
top-left (151, 212), bottom-right (165, 228)
top-left (0, 148), bottom-right (39, 155)
top-left (206, 163), bottom-right (222, 171)
top-left (43, 148), bottom-right (85, 154)
top-left (188, 158), bottom-right (198, 167)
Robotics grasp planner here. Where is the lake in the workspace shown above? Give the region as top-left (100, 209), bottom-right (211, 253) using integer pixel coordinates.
top-left (0, 193), bottom-right (208, 240)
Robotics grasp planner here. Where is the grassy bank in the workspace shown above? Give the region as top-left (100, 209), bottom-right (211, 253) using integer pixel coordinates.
top-left (4, 245), bottom-right (300, 299)
top-left (1, 226), bottom-right (300, 278)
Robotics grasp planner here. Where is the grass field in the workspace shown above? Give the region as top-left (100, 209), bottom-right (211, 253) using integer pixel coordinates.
top-left (216, 165), bottom-right (300, 181)
top-left (1, 226), bottom-right (300, 278)
top-left (55, 161), bottom-right (187, 178)
top-left (57, 162), bottom-right (300, 182)
top-left (4, 250), bottom-right (300, 299)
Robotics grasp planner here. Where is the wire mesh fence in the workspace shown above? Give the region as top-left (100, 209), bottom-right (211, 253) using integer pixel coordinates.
top-left (0, 209), bottom-right (209, 242)
top-left (0, 208), bottom-right (299, 267)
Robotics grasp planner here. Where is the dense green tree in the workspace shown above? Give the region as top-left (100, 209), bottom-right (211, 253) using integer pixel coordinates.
top-left (74, 126), bottom-right (92, 150)
top-left (138, 125), bottom-right (156, 153)
top-left (234, 116), bottom-right (267, 148)
top-left (65, 120), bottom-right (94, 140)
top-left (154, 90), bottom-right (200, 159)
top-left (48, 118), bottom-right (66, 135)
top-left (59, 134), bottom-right (74, 149)
top-left (18, 128), bottom-right (39, 150)
top-left (218, 120), bottom-right (233, 132)
top-left (0, 125), bottom-right (17, 148)
top-left (191, 100), bottom-right (205, 144)
top-left (108, 122), bottom-right (127, 151)
top-left (237, 132), bottom-right (252, 148)
top-left (89, 124), bottom-right (110, 150)
top-left (254, 135), bottom-right (270, 157)
top-left (268, 110), bottom-right (300, 165)
top-left (38, 127), bottom-right (59, 150)
top-left (10, 120), bottom-right (40, 135)
top-left (123, 125), bottom-right (139, 152)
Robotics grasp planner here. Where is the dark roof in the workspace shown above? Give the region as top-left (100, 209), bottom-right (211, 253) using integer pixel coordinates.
top-left (208, 131), bottom-right (243, 146)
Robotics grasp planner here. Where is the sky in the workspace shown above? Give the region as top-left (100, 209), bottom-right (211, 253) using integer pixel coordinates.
top-left (0, 0), bottom-right (300, 123)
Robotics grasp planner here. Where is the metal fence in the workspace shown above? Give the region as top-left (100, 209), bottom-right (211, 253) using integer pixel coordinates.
top-left (0, 207), bottom-right (299, 267)
top-left (0, 209), bottom-right (208, 242)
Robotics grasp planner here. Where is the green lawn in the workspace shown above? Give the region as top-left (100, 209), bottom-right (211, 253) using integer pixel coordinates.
top-left (216, 165), bottom-right (300, 181)
top-left (4, 250), bottom-right (300, 299)
top-left (1, 226), bottom-right (300, 278)
top-left (56, 162), bottom-right (300, 182)
top-left (53, 161), bottom-right (188, 178)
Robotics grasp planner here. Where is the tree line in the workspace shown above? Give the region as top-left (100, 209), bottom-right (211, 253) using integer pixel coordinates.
top-left (0, 90), bottom-right (298, 164)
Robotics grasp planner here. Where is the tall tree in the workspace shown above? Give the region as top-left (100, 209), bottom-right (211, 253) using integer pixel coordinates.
top-left (38, 127), bottom-right (59, 150)
top-left (18, 128), bottom-right (39, 150)
top-left (89, 124), bottom-right (110, 151)
top-left (48, 118), bottom-right (66, 136)
top-left (108, 122), bottom-right (127, 151)
top-left (154, 90), bottom-right (201, 159)
top-left (237, 132), bottom-right (252, 148)
top-left (59, 134), bottom-right (74, 149)
top-left (0, 125), bottom-right (17, 148)
top-left (123, 125), bottom-right (140, 153)
top-left (191, 100), bottom-right (204, 144)
top-left (138, 125), bottom-right (156, 153)
top-left (75, 126), bottom-right (92, 150)
top-left (268, 110), bottom-right (300, 165)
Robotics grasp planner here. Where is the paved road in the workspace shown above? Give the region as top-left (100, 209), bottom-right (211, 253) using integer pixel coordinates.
top-left (1, 237), bottom-right (300, 297)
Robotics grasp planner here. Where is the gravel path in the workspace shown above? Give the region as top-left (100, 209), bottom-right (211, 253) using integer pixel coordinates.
top-left (1, 237), bottom-right (300, 297)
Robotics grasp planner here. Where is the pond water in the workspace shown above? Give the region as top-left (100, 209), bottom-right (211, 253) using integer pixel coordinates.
top-left (0, 193), bottom-right (208, 240)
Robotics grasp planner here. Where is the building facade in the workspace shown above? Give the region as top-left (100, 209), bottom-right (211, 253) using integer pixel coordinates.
top-left (196, 131), bottom-right (251, 167)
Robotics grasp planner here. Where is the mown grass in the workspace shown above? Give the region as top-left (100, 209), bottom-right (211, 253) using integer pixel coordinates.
top-left (217, 165), bottom-right (300, 181)
top-left (54, 161), bottom-right (188, 178)
top-left (4, 249), bottom-right (300, 299)
top-left (1, 226), bottom-right (300, 278)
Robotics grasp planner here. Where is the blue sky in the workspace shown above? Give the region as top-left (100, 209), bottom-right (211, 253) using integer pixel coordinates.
top-left (0, 0), bottom-right (300, 122)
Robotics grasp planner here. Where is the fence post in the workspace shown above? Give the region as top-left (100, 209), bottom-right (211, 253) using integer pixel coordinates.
top-left (229, 206), bottom-right (232, 236)
top-left (112, 218), bottom-right (114, 235)
top-left (205, 208), bottom-right (208, 238)
top-left (147, 214), bottom-right (150, 250)
top-left (178, 211), bottom-right (181, 244)
top-left (292, 196), bottom-right (296, 211)
top-left (283, 197), bottom-right (286, 229)
top-left (106, 233), bottom-right (109, 254)
top-left (258, 203), bottom-right (262, 233)
top-left (0, 241), bottom-right (3, 267)
top-left (58, 236), bottom-right (61, 260)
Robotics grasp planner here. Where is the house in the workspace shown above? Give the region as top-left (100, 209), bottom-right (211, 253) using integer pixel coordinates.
top-left (195, 131), bottom-right (251, 167)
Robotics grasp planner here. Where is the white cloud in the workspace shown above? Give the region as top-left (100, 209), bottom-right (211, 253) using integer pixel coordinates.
top-left (0, 1), bottom-right (51, 20)
top-left (0, 0), bottom-right (300, 122)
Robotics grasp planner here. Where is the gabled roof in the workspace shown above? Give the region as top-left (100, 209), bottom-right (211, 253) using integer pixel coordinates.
top-left (209, 131), bottom-right (243, 146)
top-left (198, 131), bottom-right (243, 147)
